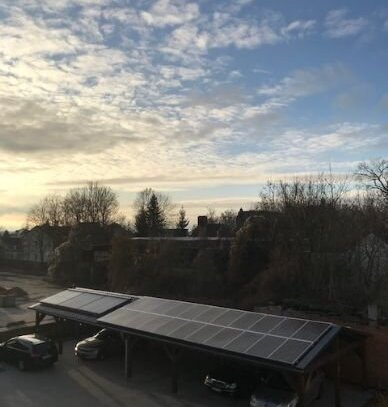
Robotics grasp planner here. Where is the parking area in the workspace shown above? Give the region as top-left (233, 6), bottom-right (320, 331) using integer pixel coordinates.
top-left (0, 338), bottom-right (373, 407)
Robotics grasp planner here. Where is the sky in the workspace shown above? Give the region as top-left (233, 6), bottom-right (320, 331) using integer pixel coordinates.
top-left (0, 0), bottom-right (387, 229)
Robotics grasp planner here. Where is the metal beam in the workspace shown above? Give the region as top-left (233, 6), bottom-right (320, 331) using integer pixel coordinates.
top-left (334, 337), bottom-right (341, 407)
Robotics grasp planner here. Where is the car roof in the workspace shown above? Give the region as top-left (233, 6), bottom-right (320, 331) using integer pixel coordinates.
top-left (12, 335), bottom-right (47, 345)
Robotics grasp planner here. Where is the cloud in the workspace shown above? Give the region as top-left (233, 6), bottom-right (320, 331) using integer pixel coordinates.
top-left (325, 9), bottom-right (369, 38)
top-left (141, 0), bottom-right (200, 27)
top-left (258, 64), bottom-right (350, 102)
top-left (281, 19), bottom-right (316, 38)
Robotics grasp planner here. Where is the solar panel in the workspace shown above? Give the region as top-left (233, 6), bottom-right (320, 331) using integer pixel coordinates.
top-left (41, 290), bottom-right (81, 305)
top-left (185, 324), bottom-right (223, 344)
top-left (224, 331), bottom-right (264, 353)
top-left (204, 328), bottom-right (241, 348)
top-left (168, 321), bottom-right (203, 339)
top-left (60, 292), bottom-right (102, 309)
top-left (269, 339), bottom-right (312, 364)
top-left (230, 312), bottom-right (263, 330)
top-left (79, 296), bottom-right (127, 315)
top-left (212, 309), bottom-right (245, 326)
top-left (153, 318), bottom-right (187, 336)
top-left (245, 335), bottom-right (285, 358)
top-left (249, 315), bottom-right (285, 333)
top-left (292, 321), bottom-right (330, 342)
top-left (193, 307), bottom-right (225, 323)
top-left (270, 318), bottom-right (306, 337)
top-left (97, 295), bottom-right (334, 368)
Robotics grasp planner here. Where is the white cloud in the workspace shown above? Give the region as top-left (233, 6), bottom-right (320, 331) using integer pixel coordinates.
top-left (141, 0), bottom-right (200, 27)
top-left (325, 9), bottom-right (369, 38)
top-left (258, 64), bottom-right (350, 102)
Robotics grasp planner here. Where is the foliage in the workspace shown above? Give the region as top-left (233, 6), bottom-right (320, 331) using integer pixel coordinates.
top-left (176, 206), bottom-right (189, 230)
top-left (133, 188), bottom-right (171, 236)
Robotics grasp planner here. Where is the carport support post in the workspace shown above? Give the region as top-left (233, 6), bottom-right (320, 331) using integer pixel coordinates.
top-left (164, 345), bottom-right (181, 394)
top-left (35, 311), bottom-right (45, 334)
top-left (295, 373), bottom-right (306, 406)
top-left (334, 337), bottom-right (342, 407)
top-left (54, 317), bottom-right (63, 355)
top-left (124, 335), bottom-right (137, 379)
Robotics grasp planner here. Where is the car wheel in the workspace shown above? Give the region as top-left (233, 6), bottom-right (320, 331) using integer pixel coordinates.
top-left (18, 360), bottom-right (26, 371)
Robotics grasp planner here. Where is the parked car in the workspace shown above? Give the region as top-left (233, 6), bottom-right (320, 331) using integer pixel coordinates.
top-left (75, 329), bottom-right (123, 360)
top-left (249, 370), bottom-right (324, 407)
top-left (204, 367), bottom-right (256, 397)
top-left (0, 334), bottom-right (58, 371)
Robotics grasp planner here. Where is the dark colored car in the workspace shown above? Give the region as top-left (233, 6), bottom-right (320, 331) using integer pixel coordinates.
top-left (75, 329), bottom-right (123, 360)
top-left (0, 334), bottom-right (58, 371)
top-left (249, 370), bottom-right (324, 407)
top-left (204, 367), bottom-right (256, 397)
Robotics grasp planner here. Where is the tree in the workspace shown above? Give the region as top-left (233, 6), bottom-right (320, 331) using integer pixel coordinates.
top-left (133, 188), bottom-right (172, 236)
top-left (176, 206), bottom-right (189, 230)
top-left (63, 182), bottom-right (119, 225)
top-left (356, 159), bottom-right (388, 202)
top-left (27, 194), bottom-right (65, 227)
top-left (146, 193), bottom-right (166, 236)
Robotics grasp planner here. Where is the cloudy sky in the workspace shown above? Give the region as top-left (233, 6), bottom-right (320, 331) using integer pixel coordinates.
top-left (0, 0), bottom-right (387, 229)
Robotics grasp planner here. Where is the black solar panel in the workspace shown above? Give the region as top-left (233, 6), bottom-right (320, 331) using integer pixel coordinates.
top-left (230, 312), bottom-right (262, 330)
top-left (185, 324), bottom-right (222, 344)
top-left (204, 328), bottom-right (241, 348)
top-left (41, 290), bottom-right (81, 305)
top-left (38, 289), bottom-right (337, 369)
top-left (270, 318), bottom-right (306, 337)
top-left (269, 339), bottom-right (312, 364)
top-left (245, 335), bottom-right (285, 358)
top-left (249, 315), bottom-right (285, 333)
top-left (79, 296), bottom-right (127, 315)
top-left (224, 331), bottom-right (263, 353)
top-left (212, 309), bottom-right (245, 326)
top-left (167, 321), bottom-right (203, 339)
top-left (193, 307), bottom-right (225, 323)
top-left (59, 292), bottom-right (102, 309)
top-left (153, 318), bottom-right (187, 336)
top-left (293, 321), bottom-right (329, 342)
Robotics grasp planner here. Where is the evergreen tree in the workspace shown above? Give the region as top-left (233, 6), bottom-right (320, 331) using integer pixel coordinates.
top-left (176, 206), bottom-right (189, 230)
top-left (135, 207), bottom-right (148, 236)
top-left (146, 193), bottom-right (166, 236)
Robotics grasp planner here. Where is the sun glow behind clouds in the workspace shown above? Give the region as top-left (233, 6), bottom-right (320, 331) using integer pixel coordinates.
top-left (0, 0), bottom-right (386, 229)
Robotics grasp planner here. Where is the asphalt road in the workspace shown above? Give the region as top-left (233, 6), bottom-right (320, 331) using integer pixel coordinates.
top-left (0, 340), bottom-right (248, 407)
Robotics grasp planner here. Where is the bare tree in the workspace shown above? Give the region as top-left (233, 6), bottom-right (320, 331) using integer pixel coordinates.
top-left (356, 159), bottom-right (388, 202)
top-left (27, 194), bottom-right (65, 227)
top-left (63, 182), bottom-right (119, 225)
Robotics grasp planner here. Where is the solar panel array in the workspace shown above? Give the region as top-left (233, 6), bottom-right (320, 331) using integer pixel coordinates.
top-left (41, 289), bottom-right (131, 317)
top-left (99, 297), bottom-right (332, 366)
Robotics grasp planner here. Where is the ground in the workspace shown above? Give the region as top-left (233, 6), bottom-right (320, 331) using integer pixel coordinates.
top-left (0, 269), bottom-right (62, 330)
top-left (0, 338), bottom-right (373, 407)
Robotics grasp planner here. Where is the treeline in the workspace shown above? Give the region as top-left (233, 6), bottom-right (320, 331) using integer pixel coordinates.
top-left (108, 160), bottom-right (388, 318)
top-left (27, 182), bottom-right (120, 227)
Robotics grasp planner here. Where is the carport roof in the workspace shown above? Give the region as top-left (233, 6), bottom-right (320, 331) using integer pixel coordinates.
top-left (31, 288), bottom-right (362, 373)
